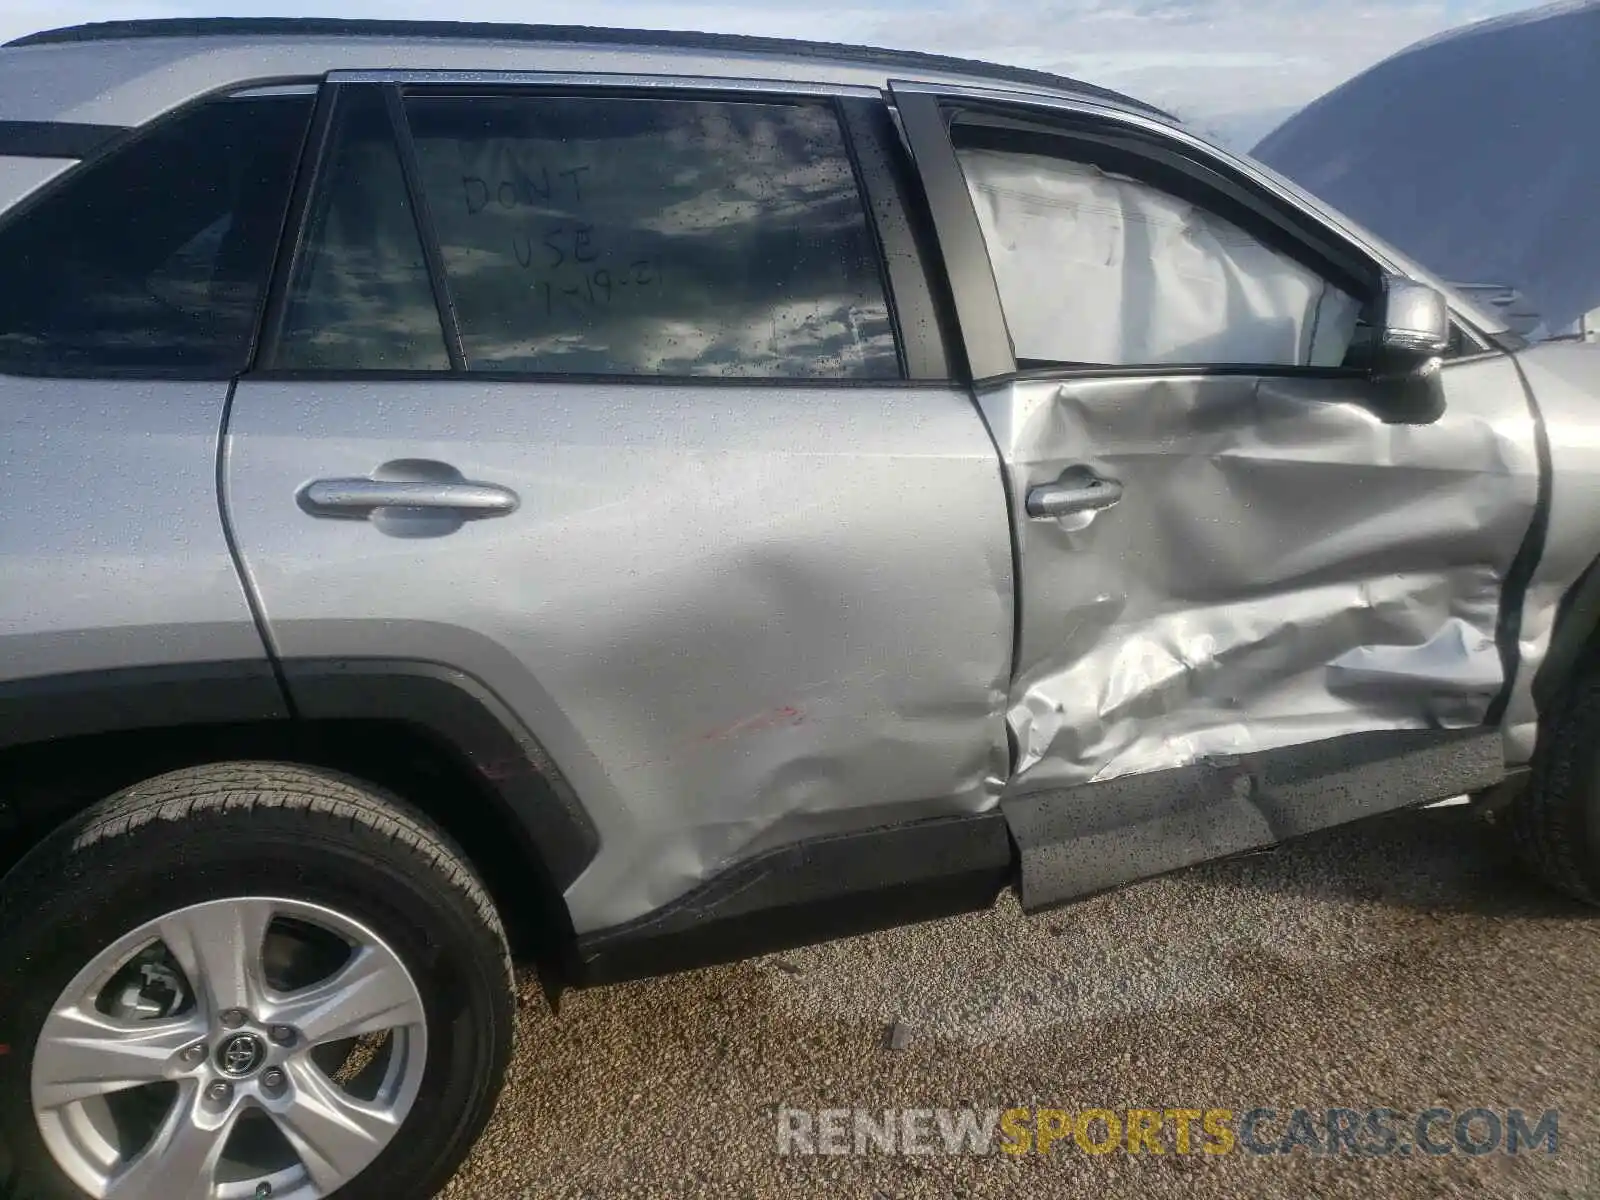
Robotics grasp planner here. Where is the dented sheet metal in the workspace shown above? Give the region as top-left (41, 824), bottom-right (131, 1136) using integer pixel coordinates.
top-left (982, 354), bottom-right (1540, 793)
top-left (1502, 340), bottom-right (1600, 762)
top-left (226, 379), bottom-right (1014, 934)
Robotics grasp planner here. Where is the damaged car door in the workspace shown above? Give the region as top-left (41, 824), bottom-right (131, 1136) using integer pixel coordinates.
top-left (892, 82), bottom-right (1544, 908)
top-left (224, 77), bottom-right (1016, 936)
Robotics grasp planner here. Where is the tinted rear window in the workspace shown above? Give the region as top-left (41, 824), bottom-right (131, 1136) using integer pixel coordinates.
top-left (0, 95), bottom-right (312, 375)
top-left (404, 93), bottom-right (899, 378)
top-left (269, 88), bottom-right (901, 380)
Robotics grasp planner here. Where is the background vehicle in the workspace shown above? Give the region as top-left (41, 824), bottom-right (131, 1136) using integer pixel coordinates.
top-left (1254, 0), bottom-right (1600, 346)
top-left (2, 19), bottom-right (1599, 1199)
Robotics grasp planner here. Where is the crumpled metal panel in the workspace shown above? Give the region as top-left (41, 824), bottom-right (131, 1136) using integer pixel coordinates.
top-left (981, 357), bottom-right (1538, 791)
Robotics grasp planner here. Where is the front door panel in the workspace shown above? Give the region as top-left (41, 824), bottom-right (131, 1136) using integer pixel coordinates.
top-left (984, 358), bottom-right (1539, 795)
top-left (889, 81), bottom-right (1542, 810)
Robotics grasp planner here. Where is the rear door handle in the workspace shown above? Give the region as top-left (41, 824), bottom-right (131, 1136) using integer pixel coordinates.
top-left (1026, 467), bottom-right (1123, 519)
top-left (300, 477), bottom-right (519, 518)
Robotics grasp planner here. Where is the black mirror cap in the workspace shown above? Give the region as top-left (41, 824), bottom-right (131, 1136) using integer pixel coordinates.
top-left (1370, 354), bottom-right (1447, 424)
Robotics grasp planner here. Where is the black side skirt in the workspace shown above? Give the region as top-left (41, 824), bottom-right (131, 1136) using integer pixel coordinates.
top-left (576, 812), bottom-right (1013, 984)
top-left (577, 726), bottom-right (1505, 982)
top-left (1005, 727), bottom-right (1504, 911)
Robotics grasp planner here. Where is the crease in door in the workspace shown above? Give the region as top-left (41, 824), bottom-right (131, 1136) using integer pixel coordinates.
top-left (986, 371), bottom-right (1537, 792)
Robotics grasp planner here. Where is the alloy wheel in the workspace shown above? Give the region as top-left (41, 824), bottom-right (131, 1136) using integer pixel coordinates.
top-left (30, 897), bottom-right (428, 1200)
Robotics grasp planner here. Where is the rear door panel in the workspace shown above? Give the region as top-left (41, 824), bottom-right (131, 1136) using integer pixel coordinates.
top-left (226, 78), bottom-right (1014, 934)
top-left (227, 378), bottom-right (1012, 932)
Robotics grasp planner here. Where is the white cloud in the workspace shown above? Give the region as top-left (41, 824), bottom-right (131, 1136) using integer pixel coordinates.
top-left (0, 0), bottom-right (1544, 144)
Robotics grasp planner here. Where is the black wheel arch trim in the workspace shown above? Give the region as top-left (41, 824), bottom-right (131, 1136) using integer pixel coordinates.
top-left (276, 658), bottom-right (599, 891)
top-left (0, 657), bottom-right (600, 893)
top-left (0, 661), bottom-right (288, 748)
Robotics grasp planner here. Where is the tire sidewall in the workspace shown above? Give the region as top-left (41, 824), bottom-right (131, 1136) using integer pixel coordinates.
top-left (0, 799), bottom-right (512, 1200)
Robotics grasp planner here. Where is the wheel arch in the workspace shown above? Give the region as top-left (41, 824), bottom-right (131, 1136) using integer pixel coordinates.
top-left (0, 659), bottom-right (598, 977)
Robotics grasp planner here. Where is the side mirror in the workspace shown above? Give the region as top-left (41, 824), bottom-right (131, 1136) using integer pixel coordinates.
top-left (1377, 276), bottom-right (1451, 363)
top-left (1369, 275), bottom-right (1450, 424)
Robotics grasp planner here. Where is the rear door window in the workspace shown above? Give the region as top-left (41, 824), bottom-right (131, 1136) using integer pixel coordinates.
top-left (270, 87), bottom-right (902, 380)
top-left (0, 93), bottom-right (313, 375)
top-left (274, 88), bottom-right (451, 371)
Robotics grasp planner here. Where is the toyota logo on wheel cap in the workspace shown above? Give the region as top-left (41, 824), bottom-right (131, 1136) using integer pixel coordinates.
top-left (216, 1032), bottom-right (267, 1078)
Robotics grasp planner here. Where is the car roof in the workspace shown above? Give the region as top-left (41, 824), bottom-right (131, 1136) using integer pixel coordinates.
top-left (4, 18), bottom-right (1175, 122)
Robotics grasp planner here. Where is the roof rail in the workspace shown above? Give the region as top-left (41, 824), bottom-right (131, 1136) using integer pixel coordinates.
top-left (4, 18), bottom-right (1174, 120)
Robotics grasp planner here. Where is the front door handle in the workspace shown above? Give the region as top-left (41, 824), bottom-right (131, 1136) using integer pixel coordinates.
top-left (301, 478), bottom-right (519, 516)
top-left (1026, 467), bottom-right (1124, 519)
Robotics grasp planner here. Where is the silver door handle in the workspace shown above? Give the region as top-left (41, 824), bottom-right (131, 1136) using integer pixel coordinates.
top-left (301, 478), bottom-right (520, 516)
top-left (1026, 470), bottom-right (1123, 518)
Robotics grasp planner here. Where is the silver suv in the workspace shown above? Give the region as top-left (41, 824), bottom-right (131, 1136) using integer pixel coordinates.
top-left (3, 19), bottom-right (1599, 1200)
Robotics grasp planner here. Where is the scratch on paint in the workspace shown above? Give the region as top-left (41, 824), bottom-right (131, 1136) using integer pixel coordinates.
top-left (699, 705), bottom-right (807, 745)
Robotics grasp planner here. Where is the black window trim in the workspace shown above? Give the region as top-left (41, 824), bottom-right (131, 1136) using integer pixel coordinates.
top-left (0, 120), bottom-right (128, 160)
top-left (837, 96), bottom-right (957, 381)
top-left (890, 79), bottom-right (1496, 387)
top-left (329, 68), bottom-right (885, 98)
top-left (834, 98), bottom-right (910, 381)
top-left (250, 75), bottom-right (945, 387)
top-left (252, 80), bottom-right (343, 372)
top-left (0, 76), bottom-right (322, 383)
top-left (890, 88), bottom-right (1013, 383)
top-left (235, 367), bottom-right (967, 389)
top-left (384, 85), bottom-right (469, 370)
top-left (953, 114), bottom-right (1379, 299)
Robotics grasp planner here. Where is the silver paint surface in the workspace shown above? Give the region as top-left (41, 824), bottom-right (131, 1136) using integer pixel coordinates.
top-left (2, 31), bottom-right (1590, 941)
top-left (981, 357), bottom-right (1538, 792)
top-left (0, 378), bottom-right (268, 681)
top-left (0, 155), bottom-right (72, 216)
top-left (0, 35), bottom-right (1150, 129)
top-left (1502, 340), bottom-right (1600, 760)
top-left (223, 379), bottom-right (1013, 931)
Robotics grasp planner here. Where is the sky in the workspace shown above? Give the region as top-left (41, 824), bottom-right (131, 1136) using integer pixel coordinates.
top-left (0, 0), bottom-right (1549, 146)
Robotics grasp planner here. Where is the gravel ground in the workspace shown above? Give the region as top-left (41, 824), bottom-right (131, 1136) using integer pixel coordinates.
top-left (444, 806), bottom-right (1600, 1199)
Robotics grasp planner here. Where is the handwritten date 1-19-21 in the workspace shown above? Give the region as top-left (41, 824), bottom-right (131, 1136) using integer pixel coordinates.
top-left (537, 259), bottom-right (662, 315)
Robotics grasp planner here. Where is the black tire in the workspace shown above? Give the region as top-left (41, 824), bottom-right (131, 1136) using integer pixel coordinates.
top-left (0, 762), bottom-right (515, 1200)
top-left (1511, 673), bottom-right (1600, 905)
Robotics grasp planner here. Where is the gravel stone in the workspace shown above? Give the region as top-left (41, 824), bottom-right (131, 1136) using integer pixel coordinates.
top-left (446, 807), bottom-right (1600, 1198)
